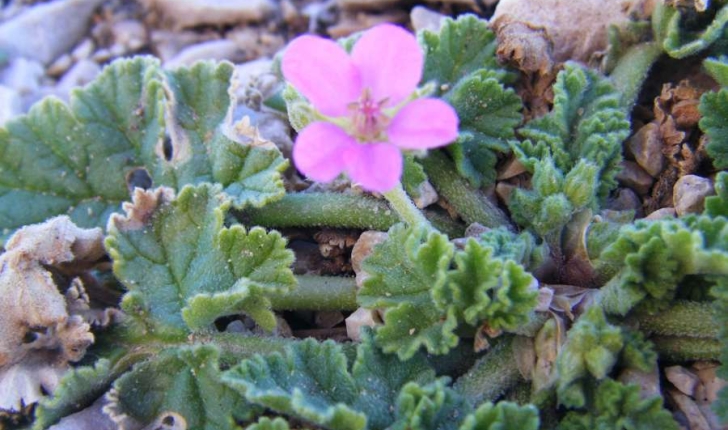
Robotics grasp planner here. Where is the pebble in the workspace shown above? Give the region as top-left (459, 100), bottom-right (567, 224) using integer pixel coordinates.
top-left (627, 122), bottom-right (665, 177)
top-left (618, 367), bottom-right (661, 400)
top-left (164, 40), bottom-right (243, 69)
top-left (140, 0), bottom-right (277, 29)
top-left (666, 365), bottom-right (700, 397)
top-left (55, 60), bottom-right (101, 98)
top-left (1, 57), bottom-right (44, 96)
top-left (111, 20), bottom-right (147, 53)
top-left (48, 397), bottom-right (116, 430)
top-left (606, 188), bottom-right (643, 216)
top-left (410, 6), bottom-right (448, 32)
top-left (673, 175), bottom-right (715, 216)
top-left (668, 389), bottom-right (712, 430)
top-left (0, 86), bottom-right (21, 126)
top-left (345, 308), bottom-right (380, 341)
top-left (0, 0), bottom-right (105, 65)
top-left (616, 160), bottom-right (654, 195)
top-left (351, 231), bottom-right (388, 288)
top-left (644, 207), bottom-right (677, 220)
top-left (336, 0), bottom-right (401, 10)
top-left (71, 38), bottom-right (95, 62)
top-left (47, 54), bottom-right (73, 77)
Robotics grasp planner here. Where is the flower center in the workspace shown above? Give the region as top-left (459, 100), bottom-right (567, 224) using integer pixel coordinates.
top-left (348, 88), bottom-right (389, 143)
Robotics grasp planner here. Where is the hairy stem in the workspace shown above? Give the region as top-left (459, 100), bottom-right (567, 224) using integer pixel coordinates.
top-left (420, 150), bottom-right (513, 229)
top-left (610, 41), bottom-right (663, 109)
top-left (453, 335), bottom-right (523, 405)
top-left (631, 301), bottom-right (719, 338)
top-left (650, 336), bottom-right (721, 362)
top-left (383, 182), bottom-right (434, 230)
top-left (269, 275), bottom-right (358, 311)
top-left (240, 192), bottom-right (463, 236)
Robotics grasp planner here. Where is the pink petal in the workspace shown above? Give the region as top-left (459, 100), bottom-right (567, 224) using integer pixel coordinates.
top-left (343, 143), bottom-right (402, 193)
top-left (387, 98), bottom-right (459, 149)
top-left (282, 35), bottom-right (362, 117)
top-left (351, 24), bottom-right (423, 107)
top-left (293, 122), bottom-right (356, 182)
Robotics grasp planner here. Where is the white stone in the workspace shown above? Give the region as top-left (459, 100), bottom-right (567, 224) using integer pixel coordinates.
top-left (0, 0), bottom-right (105, 65)
top-left (111, 20), bottom-right (147, 52)
top-left (666, 365), bottom-right (700, 397)
top-left (164, 40), bottom-right (242, 69)
top-left (410, 6), bottom-right (447, 33)
top-left (47, 54), bottom-right (73, 77)
top-left (345, 308), bottom-right (380, 341)
top-left (1, 57), bottom-right (44, 96)
top-left (139, 0), bottom-right (277, 29)
top-left (56, 60), bottom-right (101, 99)
top-left (71, 38), bottom-right (95, 62)
top-left (0, 86), bottom-right (21, 126)
top-left (673, 175), bottom-right (715, 216)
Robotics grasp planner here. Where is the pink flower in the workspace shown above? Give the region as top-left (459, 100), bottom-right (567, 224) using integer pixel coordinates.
top-left (282, 24), bottom-right (459, 193)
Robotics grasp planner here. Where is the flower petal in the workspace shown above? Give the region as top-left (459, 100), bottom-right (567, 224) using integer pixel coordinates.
top-left (282, 35), bottom-right (361, 117)
top-left (343, 143), bottom-right (402, 193)
top-left (351, 24), bottom-right (423, 106)
top-left (387, 98), bottom-right (459, 149)
top-left (293, 122), bottom-right (355, 182)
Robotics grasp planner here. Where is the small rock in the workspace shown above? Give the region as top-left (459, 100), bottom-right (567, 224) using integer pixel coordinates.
top-left (225, 320), bottom-right (247, 333)
top-left (692, 362), bottom-right (728, 404)
top-left (627, 122), bottom-right (665, 177)
top-left (227, 27), bottom-right (285, 61)
top-left (151, 30), bottom-right (219, 63)
top-left (606, 188), bottom-right (643, 216)
top-left (616, 160), bottom-right (654, 195)
top-left (0, 86), bottom-right (21, 126)
top-left (315, 311), bottom-right (345, 329)
top-left (668, 389), bottom-right (712, 430)
top-left (619, 367), bottom-right (661, 400)
top-left (111, 20), bottom-right (147, 53)
top-left (48, 396), bottom-right (116, 430)
top-left (91, 48), bottom-right (113, 63)
top-left (1, 57), bottom-right (44, 96)
top-left (644, 207), bottom-right (677, 220)
top-left (464, 222), bottom-right (489, 237)
top-left (328, 10), bottom-right (409, 38)
top-left (337, 0), bottom-right (401, 10)
top-left (164, 40), bottom-right (243, 69)
top-left (673, 175), bottom-right (715, 216)
top-left (0, 0), bottom-right (105, 65)
top-left (495, 181), bottom-right (517, 204)
top-left (351, 231), bottom-right (388, 288)
top-left (71, 38), bottom-right (95, 62)
top-left (140, 0), bottom-right (277, 29)
top-left (412, 180), bottom-right (439, 208)
top-left (410, 6), bottom-right (447, 33)
top-left (497, 157), bottom-right (527, 180)
top-left (47, 54), bottom-right (73, 77)
top-left (666, 365), bottom-right (700, 397)
top-left (56, 60), bottom-right (101, 97)
top-left (345, 308), bottom-right (381, 341)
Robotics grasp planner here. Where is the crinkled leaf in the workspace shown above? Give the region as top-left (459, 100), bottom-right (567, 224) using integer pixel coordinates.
top-left (704, 55), bottom-right (728, 87)
top-left (705, 171), bottom-right (728, 217)
top-left (471, 226), bottom-right (547, 272)
top-left (419, 15), bottom-right (507, 90)
top-left (358, 224), bottom-right (458, 359)
top-left (512, 63), bottom-right (629, 203)
top-left (557, 307), bottom-right (624, 408)
top-left (389, 379), bottom-right (471, 430)
top-left (444, 74), bottom-right (523, 187)
top-left (662, 2), bottom-right (728, 58)
top-left (598, 216), bottom-right (728, 315)
top-left (433, 239), bottom-right (538, 329)
top-left (222, 333), bottom-right (437, 430)
top-left (0, 57), bottom-right (286, 239)
top-left (710, 277), bottom-right (728, 421)
top-left (402, 155), bottom-right (430, 204)
top-left (557, 380), bottom-right (678, 430)
top-left (112, 345), bottom-right (255, 430)
top-left (105, 184), bottom-right (295, 333)
top-left (619, 329), bottom-right (657, 373)
top-left (32, 359), bottom-right (116, 430)
top-left (460, 401), bottom-right (540, 430)
top-left (246, 417), bottom-right (291, 430)
top-left (699, 88), bottom-right (728, 169)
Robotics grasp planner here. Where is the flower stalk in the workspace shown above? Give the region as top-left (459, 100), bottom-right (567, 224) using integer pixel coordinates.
top-left (383, 182), bottom-right (434, 230)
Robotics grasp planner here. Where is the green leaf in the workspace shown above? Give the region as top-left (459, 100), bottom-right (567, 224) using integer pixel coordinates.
top-left (705, 171), bottom-right (728, 217)
top-left (699, 88), bottom-right (728, 169)
top-left (444, 74), bottom-right (523, 187)
top-left (402, 155), bottom-right (430, 205)
top-left (710, 277), bottom-right (728, 421)
top-left (558, 379), bottom-right (678, 430)
top-left (461, 401), bottom-right (540, 430)
top-left (704, 56), bottom-right (728, 87)
top-left (112, 345), bottom-right (255, 430)
top-left (512, 63), bottom-right (629, 203)
top-left (597, 216), bottom-right (728, 315)
top-left (33, 360), bottom-right (117, 430)
top-left (663, 2), bottom-right (728, 58)
top-left (419, 15), bottom-right (506, 90)
top-left (557, 307), bottom-right (624, 408)
top-left (105, 184), bottom-right (295, 333)
top-left (433, 239), bottom-right (538, 329)
top-left (245, 417), bottom-right (291, 430)
top-left (222, 333), bottom-right (437, 430)
top-left (389, 379), bottom-right (471, 430)
top-left (620, 329), bottom-right (657, 373)
top-left (358, 224), bottom-right (458, 359)
top-left (0, 57), bottom-right (287, 238)
top-left (469, 226), bottom-right (547, 272)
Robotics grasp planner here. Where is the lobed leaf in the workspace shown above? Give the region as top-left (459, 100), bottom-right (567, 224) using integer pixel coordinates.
top-left (699, 88), bottom-right (728, 169)
top-left (105, 184), bottom-right (295, 333)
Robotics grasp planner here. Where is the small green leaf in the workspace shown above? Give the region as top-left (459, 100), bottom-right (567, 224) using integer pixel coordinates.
top-left (461, 401), bottom-right (540, 430)
top-left (557, 307), bottom-right (624, 408)
top-left (390, 379), bottom-right (471, 430)
top-left (470, 226), bottom-right (547, 272)
top-left (699, 88), bottom-right (728, 169)
top-left (112, 345), bottom-right (255, 430)
top-left (557, 380), bottom-right (678, 430)
top-left (105, 184), bottom-right (295, 333)
top-left (663, 2), bottom-right (728, 58)
top-left (704, 56), bottom-right (728, 87)
top-left (419, 15), bottom-right (507, 90)
top-left (433, 239), bottom-right (538, 330)
top-left (705, 171), bottom-right (728, 217)
top-left (281, 83), bottom-right (316, 132)
top-left (402, 155), bottom-right (430, 204)
top-left (245, 417), bottom-right (291, 430)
